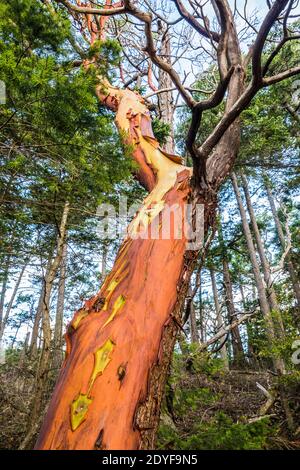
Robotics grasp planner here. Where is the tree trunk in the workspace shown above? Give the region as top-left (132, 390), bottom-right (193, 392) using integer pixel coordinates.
top-left (35, 83), bottom-right (211, 450)
top-left (241, 173), bottom-right (285, 337)
top-left (18, 331), bottom-right (30, 368)
top-left (265, 180), bottom-right (300, 309)
top-left (210, 268), bottom-right (229, 369)
top-left (0, 263), bottom-right (27, 341)
top-left (157, 25), bottom-right (175, 154)
top-left (188, 287), bottom-right (199, 343)
top-left (239, 284), bottom-right (259, 369)
top-left (30, 252), bottom-right (54, 356)
top-left (35, 0), bottom-right (243, 445)
top-left (27, 201), bottom-right (70, 432)
top-left (198, 277), bottom-right (205, 343)
top-left (100, 245), bottom-right (107, 284)
top-left (222, 257), bottom-right (245, 367)
top-left (0, 257), bottom-right (9, 333)
top-left (231, 172), bottom-right (285, 374)
top-left (52, 238), bottom-right (68, 370)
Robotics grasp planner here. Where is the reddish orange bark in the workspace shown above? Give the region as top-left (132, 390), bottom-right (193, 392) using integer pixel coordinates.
top-left (35, 83), bottom-right (193, 450)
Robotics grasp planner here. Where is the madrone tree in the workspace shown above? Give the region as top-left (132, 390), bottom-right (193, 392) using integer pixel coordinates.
top-left (35, 0), bottom-right (300, 450)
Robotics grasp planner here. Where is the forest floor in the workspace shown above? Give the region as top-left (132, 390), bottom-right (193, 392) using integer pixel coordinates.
top-left (1, 353), bottom-right (300, 450)
top-left (158, 365), bottom-right (300, 450)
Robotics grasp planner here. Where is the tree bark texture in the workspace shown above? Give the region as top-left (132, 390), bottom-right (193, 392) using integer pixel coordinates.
top-left (35, 84), bottom-right (207, 450)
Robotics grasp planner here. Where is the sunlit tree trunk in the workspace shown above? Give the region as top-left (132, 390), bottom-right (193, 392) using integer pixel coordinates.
top-left (35, 85), bottom-right (200, 450)
top-left (239, 284), bottom-right (259, 369)
top-left (36, 0), bottom-right (245, 450)
top-left (0, 258), bottom-right (9, 331)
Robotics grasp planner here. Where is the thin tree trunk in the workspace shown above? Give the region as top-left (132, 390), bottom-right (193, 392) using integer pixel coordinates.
top-left (198, 277), bottom-right (205, 343)
top-left (210, 268), bottom-right (229, 369)
top-left (241, 173), bottom-right (285, 337)
top-left (157, 25), bottom-right (175, 154)
top-left (11, 323), bottom-right (21, 348)
top-left (100, 246), bottom-right (107, 284)
top-left (30, 252), bottom-right (54, 356)
top-left (0, 263), bottom-right (27, 341)
top-left (231, 172), bottom-right (285, 375)
top-left (0, 258), bottom-right (9, 331)
top-left (222, 257), bottom-right (245, 367)
top-left (265, 180), bottom-right (300, 308)
top-left (18, 331), bottom-right (30, 368)
top-left (27, 201), bottom-right (70, 432)
top-left (17, 331), bottom-right (31, 393)
top-left (52, 238), bottom-right (68, 370)
top-left (239, 284), bottom-right (259, 369)
top-left (188, 287), bottom-right (199, 343)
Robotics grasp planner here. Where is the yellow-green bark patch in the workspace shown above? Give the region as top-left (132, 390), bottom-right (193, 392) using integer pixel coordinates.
top-left (70, 393), bottom-right (92, 431)
top-left (102, 295), bottom-right (126, 329)
top-left (72, 309), bottom-right (88, 329)
top-left (89, 338), bottom-right (115, 388)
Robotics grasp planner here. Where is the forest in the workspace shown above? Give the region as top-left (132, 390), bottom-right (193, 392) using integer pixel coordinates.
top-left (0, 0), bottom-right (300, 452)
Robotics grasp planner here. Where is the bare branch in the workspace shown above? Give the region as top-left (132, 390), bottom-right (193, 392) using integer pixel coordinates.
top-left (172, 0), bottom-right (220, 42)
top-left (263, 65), bottom-right (300, 85)
top-left (57, 0), bottom-right (126, 16)
top-left (252, 0), bottom-right (290, 84)
top-left (195, 312), bottom-right (256, 353)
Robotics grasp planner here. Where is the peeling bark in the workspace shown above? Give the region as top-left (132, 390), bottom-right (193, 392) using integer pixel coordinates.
top-left (35, 83), bottom-right (208, 450)
top-left (33, 0), bottom-right (251, 450)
